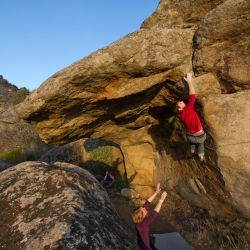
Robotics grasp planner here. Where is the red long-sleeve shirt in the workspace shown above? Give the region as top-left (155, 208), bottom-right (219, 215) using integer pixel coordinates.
top-left (177, 94), bottom-right (203, 134)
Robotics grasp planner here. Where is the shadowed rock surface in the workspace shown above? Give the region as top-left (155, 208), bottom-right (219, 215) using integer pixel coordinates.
top-left (0, 161), bottom-right (139, 250)
top-left (18, 0), bottom-right (250, 224)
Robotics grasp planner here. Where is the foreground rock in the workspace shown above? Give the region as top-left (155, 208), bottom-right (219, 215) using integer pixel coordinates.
top-left (0, 161), bottom-right (138, 250)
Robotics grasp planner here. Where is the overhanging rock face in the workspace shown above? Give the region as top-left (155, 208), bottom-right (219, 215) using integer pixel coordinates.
top-left (18, 0), bottom-right (250, 222)
top-left (18, 28), bottom-right (194, 144)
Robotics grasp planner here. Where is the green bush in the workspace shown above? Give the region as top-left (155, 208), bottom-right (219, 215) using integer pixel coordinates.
top-left (12, 87), bottom-right (30, 105)
top-left (0, 149), bottom-right (24, 164)
top-left (0, 149), bottom-right (38, 165)
top-left (89, 144), bottom-right (113, 174)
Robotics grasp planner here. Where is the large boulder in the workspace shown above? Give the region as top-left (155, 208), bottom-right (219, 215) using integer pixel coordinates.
top-left (0, 161), bottom-right (139, 250)
top-left (17, 28), bottom-right (194, 146)
top-left (17, 0), bottom-right (250, 223)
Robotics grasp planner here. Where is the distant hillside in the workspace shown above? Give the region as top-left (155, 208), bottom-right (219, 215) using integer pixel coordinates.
top-left (0, 75), bottom-right (18, 111)
top-left (0, 76), bottom-right (50, 170)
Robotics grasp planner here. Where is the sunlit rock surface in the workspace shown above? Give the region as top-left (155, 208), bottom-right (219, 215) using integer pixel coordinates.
top-left (141, 0), bottom-right (227, 29)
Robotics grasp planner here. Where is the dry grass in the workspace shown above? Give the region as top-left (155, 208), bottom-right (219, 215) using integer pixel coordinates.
top-left (204, 219), bottom-right (250, 250)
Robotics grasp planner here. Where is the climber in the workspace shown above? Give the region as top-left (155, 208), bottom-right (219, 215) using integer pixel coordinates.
top-left (100, 170), bottom-right (115, 188)
top-left (132, 183), bottom-right (167, 250)
top-left (172, 73), bottom-right (206, 162)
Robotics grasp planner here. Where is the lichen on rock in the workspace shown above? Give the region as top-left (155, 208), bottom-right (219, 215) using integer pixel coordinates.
top-left (0, 161), bottom-right (139, 250)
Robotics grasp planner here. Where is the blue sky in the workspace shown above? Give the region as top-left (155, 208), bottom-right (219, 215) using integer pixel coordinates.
top-left (1, 1), bottom-right (159, 91)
